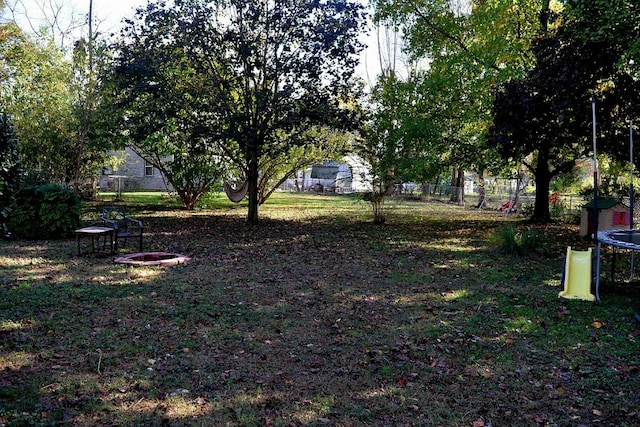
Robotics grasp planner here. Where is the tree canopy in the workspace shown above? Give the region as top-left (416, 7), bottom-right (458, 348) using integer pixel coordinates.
top-left (488, 0), bottom-right (640, 222)
top-left (371, 0), bottom-right (550, 206)
top-left (0, 2), bottom-right (111, 192)
top-left (110, 0), bottom-right (366, 222)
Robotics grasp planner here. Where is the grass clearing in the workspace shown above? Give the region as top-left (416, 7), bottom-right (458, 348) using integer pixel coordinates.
top-left (1, 192), bottom-right (639, 426)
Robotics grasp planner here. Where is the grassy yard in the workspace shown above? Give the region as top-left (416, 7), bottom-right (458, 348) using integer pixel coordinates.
top-left (1, 192), bottom-right (639, 426)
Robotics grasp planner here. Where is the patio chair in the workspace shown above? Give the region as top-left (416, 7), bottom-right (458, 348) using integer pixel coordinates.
top-left (100, 206), bottom-right (144, 252)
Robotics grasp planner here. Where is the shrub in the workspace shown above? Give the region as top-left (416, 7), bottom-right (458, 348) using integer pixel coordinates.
top-left (519, 229), bottom-right (552, 257)
top-left (6, 188), bottom-right (40, 239)
top-left (489, 224), bottom-right (520, 255)
top-left (488, 225), bottom-right (551, 257)
top-left (549, 192), bottom-right (565, 218)
top-left (0, 114), bottom-right (21, 238)
top-left (519, 203), bottom-right (534, 217)
top-left (7, 183), bottom-right (83, 239)
top-left (195, 189), bottom-right (224, 209)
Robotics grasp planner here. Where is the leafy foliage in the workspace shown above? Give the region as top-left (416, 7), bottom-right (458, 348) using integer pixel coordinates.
top-left (0, 21), bottom-right (110, 190)
top-left (7, 183), bottom-right (82, 239)
top-left (0, 113), bottom-right (21, 236)
top-left (488, 224), bottom-right (551, 257)
top-left (488, 1), bottom-right (640, 222)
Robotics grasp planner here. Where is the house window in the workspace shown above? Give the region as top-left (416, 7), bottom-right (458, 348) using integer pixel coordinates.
top-left (145, 160), bottom-right (154, 177)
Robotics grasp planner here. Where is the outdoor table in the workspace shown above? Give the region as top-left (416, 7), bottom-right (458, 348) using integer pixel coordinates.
top-left (75, 226), bottom-right (114, 255)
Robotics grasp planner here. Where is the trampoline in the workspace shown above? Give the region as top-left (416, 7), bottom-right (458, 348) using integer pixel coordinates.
top-left (591, 107), bottom-right (639, 306)
top-left (597, 229), bottom-right (640, 249)
top-left (595, 229), bottom-right (640, 301)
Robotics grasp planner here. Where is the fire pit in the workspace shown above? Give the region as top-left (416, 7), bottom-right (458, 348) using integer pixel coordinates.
top-left (114, 252), bottom-right (191, 267)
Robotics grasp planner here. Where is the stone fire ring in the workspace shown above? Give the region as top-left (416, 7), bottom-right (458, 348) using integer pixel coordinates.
top-left (114, 252), bottom-right (191, 267)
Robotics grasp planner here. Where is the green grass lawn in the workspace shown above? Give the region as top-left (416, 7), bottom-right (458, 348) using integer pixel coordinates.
top-left (1, 192), bottom-right (639, 426)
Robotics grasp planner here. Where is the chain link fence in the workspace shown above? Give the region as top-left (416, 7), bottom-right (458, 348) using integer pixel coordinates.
top-left (280, 179), bottom-right (593, 220)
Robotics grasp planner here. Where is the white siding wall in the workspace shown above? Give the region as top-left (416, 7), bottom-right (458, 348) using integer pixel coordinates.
top-left (98, 147), bottom-right (172, 192)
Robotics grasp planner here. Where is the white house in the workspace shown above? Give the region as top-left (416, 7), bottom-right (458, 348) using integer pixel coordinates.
top-left (98, 147), bottom-right (172, 192)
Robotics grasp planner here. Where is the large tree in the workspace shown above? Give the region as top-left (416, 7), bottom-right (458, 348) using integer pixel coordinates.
top-left (372, 0), bottom-right (549, 206)
top-left (0, 2), bottom-right (112, 191)
top-left (488, 1), bottom-right (640, 222)
top-left (112, 0), bottom-right (366, 223)
top-left (107, 1), bottom-right (228, 209)
top-left (358, 72), bottom-right (442, 223)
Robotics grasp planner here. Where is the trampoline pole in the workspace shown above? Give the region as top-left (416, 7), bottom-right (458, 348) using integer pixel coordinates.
top-left (596, 242), bottom-right (601, 302)
top-left (592, 101), bottom-right (599, 245)
top-left (593, 101), bottom-right (600, 300)
top-left (630, 120), bottom-right (635, 281)
top-left (631, 119), bottom-right (635, 230)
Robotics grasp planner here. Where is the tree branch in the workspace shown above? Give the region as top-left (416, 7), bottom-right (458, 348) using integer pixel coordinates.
top-left (407, 0), bottom-right (500, 72)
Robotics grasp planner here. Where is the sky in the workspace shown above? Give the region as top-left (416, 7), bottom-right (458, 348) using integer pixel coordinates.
top-left (7, 0), bottom-right (385, 84)
top-left (7, 0), bottom-right (145, 36)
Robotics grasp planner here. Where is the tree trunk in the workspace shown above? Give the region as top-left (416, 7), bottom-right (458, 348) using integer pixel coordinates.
top-left (247, 157), bottom-right (260, 225)
top-left (450, 167), bottom-right (464, 205)
top-left (532, 150), bottom-right (552, 223)
top-left (372, 196), bottom-right (385, 224)
top-left (458, 169), bottom-right (465, 205)
top-left (476, 169), bottom-right (486, 209)
top-left (431, 176), bottom-right (440, 195)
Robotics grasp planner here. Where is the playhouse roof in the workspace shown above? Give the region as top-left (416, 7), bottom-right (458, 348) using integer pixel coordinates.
top-left (582, 199), bottom-right (623, 210)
